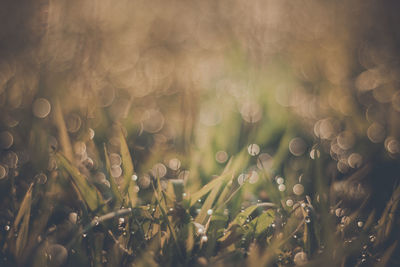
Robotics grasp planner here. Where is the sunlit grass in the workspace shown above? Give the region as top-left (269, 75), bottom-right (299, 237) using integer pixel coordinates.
top-left (1, 0), bottom-right (400, 266)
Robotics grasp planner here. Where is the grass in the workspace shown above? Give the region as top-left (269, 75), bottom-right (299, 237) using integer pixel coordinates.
top-left (1, 113), bottom-right (399, 266)
top-left (1, 1), bottom-right (400, 266)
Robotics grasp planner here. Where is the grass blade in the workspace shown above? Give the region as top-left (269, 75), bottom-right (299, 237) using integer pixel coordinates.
top-left (10, 183), bottom-right (33, 260)
top-left (104, 144), bottom-right (123, 207)
top-left (119, 127), bottom-right (136, 206)
top-left (56, 152), bottom-right (104, 212)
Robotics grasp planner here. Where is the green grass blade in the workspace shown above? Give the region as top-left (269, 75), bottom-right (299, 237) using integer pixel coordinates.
top-left (119, 127), bottom-right (136, 206)
top-left (103, 144), bottom-right (123, 207)
top-left (195, 178), bottom-right (224, 225)
top-left (56, 152), bottom-right (104, 212)
top-left (11, 183), bottom-right (33, 260)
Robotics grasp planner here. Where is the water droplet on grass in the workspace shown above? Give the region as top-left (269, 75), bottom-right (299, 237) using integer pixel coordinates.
top-left (34, 173), bottom-right (47, 184)
top-left (201, 235), bottom-right (208, 242)
top-left (109, 153), bottom-right (121, 166)
top-left (88, 128), bottom-right (95, 140)
top-left (215, 151), bottom-right (228, 163)
top-left (248, 171), bottom-right (259, 184)
top-left (309, 148), bottom-right (320, 159)
top-left (247, 144), bottom-right (260, 156)
top-left (289, 137), bottom-right (306, 156)
top-left (151, 163), bottom-right (167, 178)
top-left (348, 153), bottom-right (363, 168)
top-left (237, 173), bottom-right (248, 185)
top-left (33, 98), bottom-right (51, 118)
top-left (69, 212), bottom-right (78, 224)
top-left (0, 164), bottom-right (8, 180)
top-left (111, 165), bottom-right (122, 178)
top-left (0, 131), bottom-right (13, 149)
top-left (293, 184), bottom-right (304, 195)
top-left (257, 153), bottom-right (273, 170)
top-left (66, 114), bottom-right (82, 133)
top-left (369, 235), bottom-right (376, 242)
top-left (293, 251), bottom-right (307, 265)
top-left (168, 158), bottom-right (181, 171)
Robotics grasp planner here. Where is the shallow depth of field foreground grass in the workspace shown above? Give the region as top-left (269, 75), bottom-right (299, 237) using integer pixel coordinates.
top-left (1, 0), bottom-right (400, 266)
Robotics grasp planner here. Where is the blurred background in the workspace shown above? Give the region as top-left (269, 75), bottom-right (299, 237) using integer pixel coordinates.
top-left (1, 0), bottom-right (399, 191)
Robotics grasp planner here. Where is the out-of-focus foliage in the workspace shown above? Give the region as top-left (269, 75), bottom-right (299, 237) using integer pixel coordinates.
top-left (1, 0), bottom-right (400, 266)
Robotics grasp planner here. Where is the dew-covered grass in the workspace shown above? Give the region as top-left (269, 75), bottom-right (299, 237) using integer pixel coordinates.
top-left (1, 1), bottom-right (400, 266)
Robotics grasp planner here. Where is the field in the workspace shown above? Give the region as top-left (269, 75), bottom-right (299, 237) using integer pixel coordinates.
top-left (0, 1), bottom-right (400, 266)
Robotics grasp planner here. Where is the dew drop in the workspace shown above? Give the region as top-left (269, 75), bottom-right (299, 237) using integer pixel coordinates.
top-left (248, 171), bottom-right (259, 184)
top-left (88, 128), bottom-right (95, 140)
top-left (201, 235), bottom-right (208, 242)
top-left (367, 123), bottom-right (385, 143)
top-left (237, 173), bottom-right (248, 185)
top-left (69, 212), bottom-right (78, 224)
top-left (240, 101), bottom-right (262, 123)
top-left (293, 251), bottom-right (307, 265)
top-left (0, 131), bottom-right (13, 149)
top-left (286, 199), bottom-right (294, 207)
top-left (109, 153), bottom-right (122, 166)
top-left (305, 216), bottom-right (311, 224)
top-left (247, 144), bottom-right (260, 156)
top-left (357, 221), bottom-right (364, 228)
top-left (141, 109), bottom-right (165, 133)
top-left (66, 114), bottom-right (82, 133)
top-left (3, 151), bottom-right (18, 168)
top-left (289, 137), bottom-right (307, 156)
top-left (335, 208), bottom-right (344, 217)
top-left (111, 165), bottom-right (122, 178)
top-left (215, 150), bottom-right (228, 163)
top-left (293, 184), bottom-right (304, 196)
top-left (257, 153), bottom-right (273, 170)
top-left (369, 235), bottom-right (376, 243)
top-left (34, 172), bottom-right (47, 184)
top-left (168, 158), bottom-right (181, 171)
top-left (385, 137), bottom-right (400, 154)
top-left (207, 209), bottom-right (213, 215)
top-left (73, 141), bottom-right (86, 156)
top-left (0, 164), bottom-right (8, 180)
top-left (276, 177), bottom-right (284, 185)
top-left (33, 98), bottom-right (51, 118)
top-left (278, 184), bottom-right (286, 192)
top-left (309, 148), bottom-right (320, 159)
top-left (94, 216), bottom-right (100, 226)
top-left (152, 163), bottom-right (167, 178)
top-left (348, 153), bottom-right (363, 168)
top-left (139, 174), bottom-right (151, 188)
